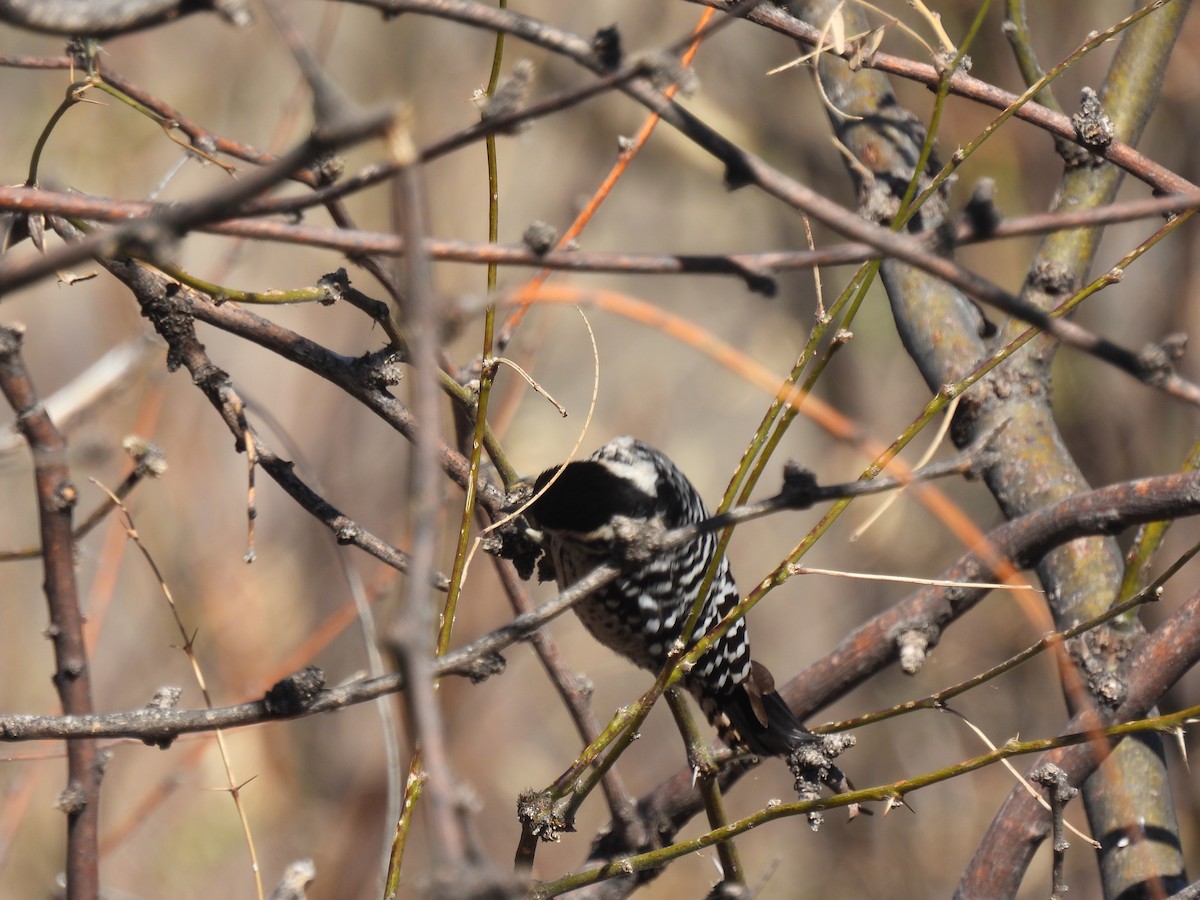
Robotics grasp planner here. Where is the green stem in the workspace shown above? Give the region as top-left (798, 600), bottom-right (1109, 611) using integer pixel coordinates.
top-left (27, 83), bottom-right (89, 186)
top-left (383, 761), bottom-right (426, 898)
top-left (895, 0), bottom-right (992, 220)
top-left (438, 1), bottom-right (508, 656)
top-left (664, 688), bottom-right (743, 887)
top-left (1003, 0), bottom-right (1064, 113)
top-left (533, 700), bottom-right (1200, 898)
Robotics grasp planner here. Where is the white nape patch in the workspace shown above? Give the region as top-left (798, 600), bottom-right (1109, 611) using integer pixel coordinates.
top-left (598, 458), bottom-right (659, 499)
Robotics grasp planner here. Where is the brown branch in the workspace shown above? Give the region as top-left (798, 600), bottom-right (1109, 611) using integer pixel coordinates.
top-left (4, 4), bottom-right (1193, 406)
top-left (957, 587), bottom-right (1200, 896)
top-left (242, 0), bottom-right (1194, 222)
top-left (4, 185), bottom-right (1198, 292)
top-left (0, 52), bottom-right (72, 68)
top-left (4, 5), bottom-right (1195, 404)
top-left (695, 0), bottom-right (1196, 195)
top-left (0, 325), bottom-right (101, 900)
top-left (97, 70), bottom-right (334, 188)
top-left (0, 0), bottom-right (252, 36)
top-left (326, 0), bottom-right (1200, 404)
top-left (44, 219), bottom-right (450, 586)
top-left (0, 560), bottom-right (625, 744)
top-left (94, 251), bottom-right (503, 511)
top-left (335, 0), bottom-right (1195, 201)
top-left (0, 103), bottom-right (395, 295)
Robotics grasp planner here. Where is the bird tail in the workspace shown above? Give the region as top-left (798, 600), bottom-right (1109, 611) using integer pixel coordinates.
top-left (696, 660), bottom-right (818, 757)
top-left (697, 661), bottom-right (869, 816)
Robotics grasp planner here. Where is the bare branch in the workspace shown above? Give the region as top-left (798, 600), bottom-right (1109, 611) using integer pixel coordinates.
top-left (0, 0), bottom-right (252, 36)
top-left (0, 325), bottom-right (101, 899)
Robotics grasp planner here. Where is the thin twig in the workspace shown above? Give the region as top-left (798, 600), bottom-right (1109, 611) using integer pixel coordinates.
top-left (92, 482), bottom-right (265, 900)
top-left (383, 110), bottom-right (467, 868)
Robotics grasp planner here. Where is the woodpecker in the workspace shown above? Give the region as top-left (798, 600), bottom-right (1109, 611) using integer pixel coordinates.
top-left (523, 436), bottom-right (817, 757)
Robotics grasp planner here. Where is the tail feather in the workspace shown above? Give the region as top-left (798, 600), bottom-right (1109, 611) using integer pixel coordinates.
top-left (697, 660), bottom-right (817, 757)
top-left (698, 662), bottom-right (870, 816)
top-left (714, 682), bottom-right (817, 757)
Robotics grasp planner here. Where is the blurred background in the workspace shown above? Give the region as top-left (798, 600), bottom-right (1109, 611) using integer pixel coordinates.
top-left (2, 1), bottom-right (1200, 897)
